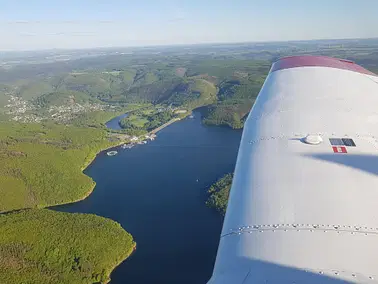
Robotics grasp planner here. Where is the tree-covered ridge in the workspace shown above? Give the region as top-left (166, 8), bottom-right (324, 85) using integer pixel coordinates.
top-left (34, 90), bottom-right (100, 108)
top-left (0, 122), bottom-right (120, 212)
top-left (0, 209), bottom-right (135, 284)
top-left (3, 44), bottom-right (378, 129)
top-left (206, 173), bottom-right (233, 215)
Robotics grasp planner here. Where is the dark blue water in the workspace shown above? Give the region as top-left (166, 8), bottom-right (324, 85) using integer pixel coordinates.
top-left (56, 111), bottom-right (242, 284)
top-left (105, 112), bottom-right (129, 130)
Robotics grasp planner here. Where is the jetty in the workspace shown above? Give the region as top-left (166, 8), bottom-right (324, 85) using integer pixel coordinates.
top-left (150, 118), bottom-right (180, 135)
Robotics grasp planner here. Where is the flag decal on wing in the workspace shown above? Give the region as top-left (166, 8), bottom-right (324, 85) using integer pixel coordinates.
top-left (333, 146), bottom-right (347, 153)
top-left (329, 138), bottom-right (356, 153)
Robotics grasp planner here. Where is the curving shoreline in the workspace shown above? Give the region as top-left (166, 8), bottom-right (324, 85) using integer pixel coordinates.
top-left (107, 244), bottom-right (137, 284)
top-left (55, 109), bottom-right (242, 284)
top-left (52, 113), bottom-right (185, 208)
top-left (105, 243), bottom-right (137, 284)
top-left (49, 112), bottom-right (186, 280)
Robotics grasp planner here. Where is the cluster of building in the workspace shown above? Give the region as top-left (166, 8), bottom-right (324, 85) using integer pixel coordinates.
top-left (4, 93), bottom-right (114, 124)
top-left (129, 133), bottom-right (156, 143)
top-left (48, 102), bottom-right (106, 122)
top-left (5, 95), bottom-right (34, 115)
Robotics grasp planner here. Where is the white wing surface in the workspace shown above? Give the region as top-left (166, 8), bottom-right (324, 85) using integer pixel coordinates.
top-left (208, 56), bottom-right (378, 284)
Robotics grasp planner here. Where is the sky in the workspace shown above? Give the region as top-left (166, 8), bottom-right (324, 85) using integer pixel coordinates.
top-left (1, 0), bottom-right (378, 51)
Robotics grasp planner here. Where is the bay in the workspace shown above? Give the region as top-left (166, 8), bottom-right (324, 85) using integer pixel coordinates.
top-left (55, 111), bottom-right (242, 284)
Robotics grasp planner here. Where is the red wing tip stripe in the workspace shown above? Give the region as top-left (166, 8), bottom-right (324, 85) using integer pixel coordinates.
top-left (271, 55), bottom-right (377, 77)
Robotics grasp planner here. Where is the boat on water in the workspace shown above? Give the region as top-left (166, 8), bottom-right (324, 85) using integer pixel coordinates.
top-left (122, 144), bottom-right (135, 149)
top-left (106, 150), bottom-right (118, 156)
top-left (189, 115), bottom-right (194, 119)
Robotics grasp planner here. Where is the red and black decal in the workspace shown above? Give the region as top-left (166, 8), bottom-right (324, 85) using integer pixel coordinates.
top-left (332, 146), bottom-right (347, 153)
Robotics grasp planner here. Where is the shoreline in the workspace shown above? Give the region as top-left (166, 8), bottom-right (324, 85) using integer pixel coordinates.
top-left (106, 243), bottom-right (137, 284)
top-left (46, 110), bottom-right (190, 280)
top-left (11, 110), bottom-right (194, 211)
top-left (107, 243), bottom-right (137, 284)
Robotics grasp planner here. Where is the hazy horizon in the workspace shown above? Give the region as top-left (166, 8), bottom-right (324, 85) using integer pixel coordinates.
top-left (2, 36), bottom-right (378, 53)
top-left (1, 0), bottom-right (378, 51)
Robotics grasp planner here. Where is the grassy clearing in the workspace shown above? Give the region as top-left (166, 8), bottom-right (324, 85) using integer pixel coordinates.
top-left (127, 114), bottom-right (149, 128)
top-left (120, 70), bottom-right (137, 82)
top-left (0, 209), bottom-right (135, 284)
top-left (102, 71), bottom-right (121, 75)
top-left (184, 79), bottom-right (217, 109)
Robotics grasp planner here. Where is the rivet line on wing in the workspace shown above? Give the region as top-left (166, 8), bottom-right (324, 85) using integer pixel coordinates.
top-left (221, 224), bottom-right (378, 238)
top-left (248, 134), bottom-right (377, 145)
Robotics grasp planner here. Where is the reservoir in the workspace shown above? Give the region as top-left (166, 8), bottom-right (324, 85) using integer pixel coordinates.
top-left (55, 111), bottom-right (242, 284)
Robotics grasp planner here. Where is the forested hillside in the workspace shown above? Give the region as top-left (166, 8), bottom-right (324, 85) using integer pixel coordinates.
top-left (1, 39), bottom-right (378, 283)
top-left (0, 122), bottom-right (123, 212)
top-left (2, 41), bottom-right (378, 129)
top-left (0, 209), bottom-right (135, 284)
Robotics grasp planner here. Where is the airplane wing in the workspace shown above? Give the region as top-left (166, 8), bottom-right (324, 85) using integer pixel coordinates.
top-left (208, 56), bottom-right (378, 283)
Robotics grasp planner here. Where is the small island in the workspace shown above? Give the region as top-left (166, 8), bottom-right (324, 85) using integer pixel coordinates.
top-left (206, 173), bottom-right (233, 216)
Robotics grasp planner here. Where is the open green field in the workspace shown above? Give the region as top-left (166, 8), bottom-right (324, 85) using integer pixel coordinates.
top-left (119, 106), bottom-right (176, 135)
top-left (127, 115), bottom-right (149, 128)
top-left (181, 78), bottom-right (218, 110)
top-left (0, 209), bottom-right (135, 284)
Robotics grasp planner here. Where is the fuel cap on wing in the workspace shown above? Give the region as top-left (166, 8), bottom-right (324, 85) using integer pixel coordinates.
top-left (303, 134), bottom-right (323, 145)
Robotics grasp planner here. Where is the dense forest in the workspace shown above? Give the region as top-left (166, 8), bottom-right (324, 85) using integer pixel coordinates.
top-left (0, 121), bottom-right (124, 212)
top-left (0, 209), bottom-right (135, 284)
top-left (206, 173), bottom-right (233, 215)
top-left (0, 120), bottom-right (135, 284)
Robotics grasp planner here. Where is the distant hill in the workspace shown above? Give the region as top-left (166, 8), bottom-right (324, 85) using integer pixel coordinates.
top-left (2, 43), bottom-right (378, 128)
top-left (34, 91), bottom-right (99, 108)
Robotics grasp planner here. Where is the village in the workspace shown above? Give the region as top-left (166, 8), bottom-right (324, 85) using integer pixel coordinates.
top-left (4, 94), bottom-right (111, 123)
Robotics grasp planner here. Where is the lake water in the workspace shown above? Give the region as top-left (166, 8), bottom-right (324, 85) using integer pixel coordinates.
top-left (55, 111), bottom-right (242, 284)
top-left (105, 112), bottom-right (129, 130)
